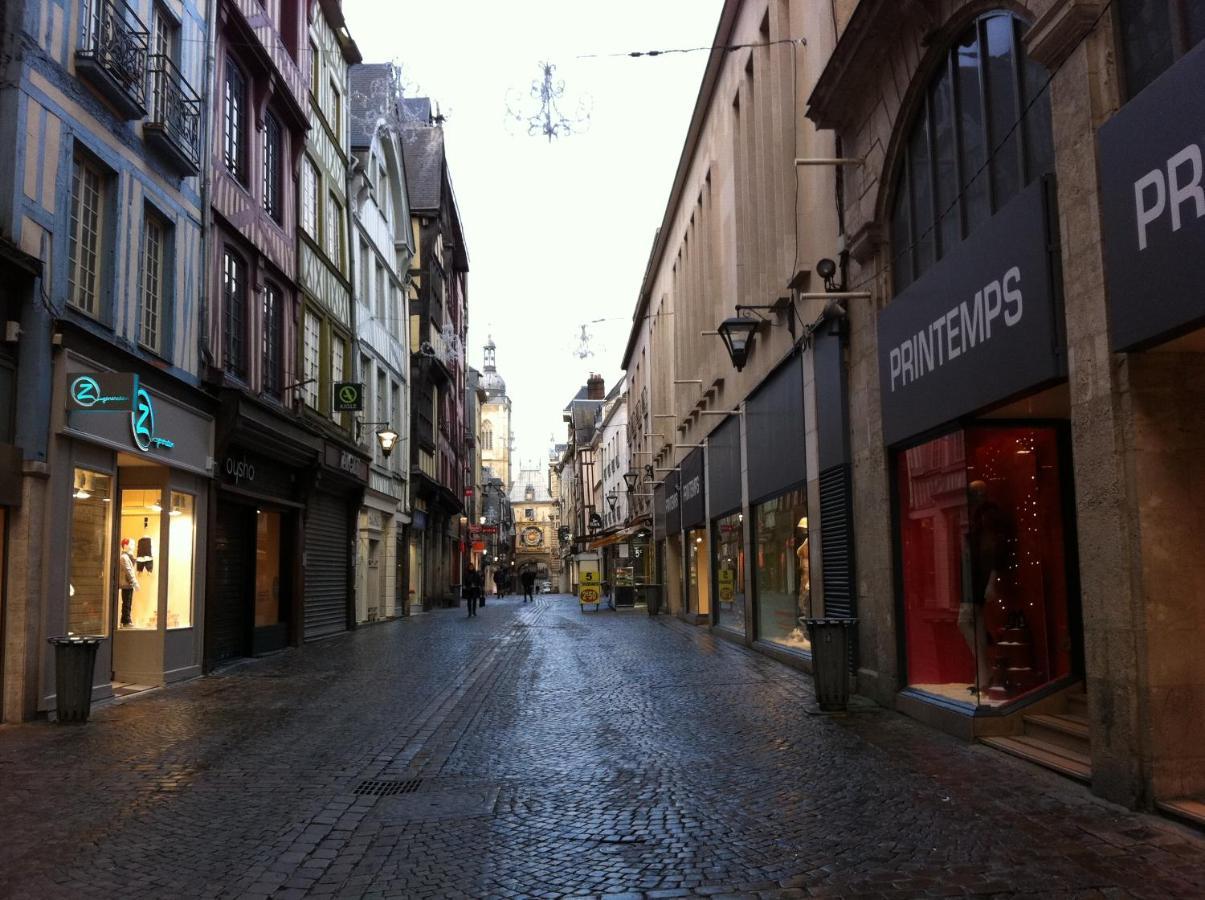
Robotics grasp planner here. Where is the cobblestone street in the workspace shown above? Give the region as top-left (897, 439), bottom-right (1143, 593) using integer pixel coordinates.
top-left (1, 596), bottom-right (1202, 899)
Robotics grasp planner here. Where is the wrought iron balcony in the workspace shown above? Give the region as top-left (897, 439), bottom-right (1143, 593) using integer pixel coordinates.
top-left (144, 54), bottom-right (201, 175)
top-left (75, 0), bottom-right (149, 119)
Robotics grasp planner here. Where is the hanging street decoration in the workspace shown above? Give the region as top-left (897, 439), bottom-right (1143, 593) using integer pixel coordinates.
top-left (507, 61), bottom-right (591, 142)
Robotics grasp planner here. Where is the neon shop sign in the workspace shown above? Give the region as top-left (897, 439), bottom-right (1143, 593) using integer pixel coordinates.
top-left (131, 387), bottom-right (174, 452)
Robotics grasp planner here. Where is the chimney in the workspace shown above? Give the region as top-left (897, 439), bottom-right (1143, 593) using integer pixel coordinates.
top-left (586, 373), bottom-right (605, 400)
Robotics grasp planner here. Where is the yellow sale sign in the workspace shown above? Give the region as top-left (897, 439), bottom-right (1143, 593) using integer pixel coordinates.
top-left (580, 569), bottom-right (599, 585)
top-left (580, 587), bottom-right (600, 604)
top-left (718, 569), bottom-right (735, 602)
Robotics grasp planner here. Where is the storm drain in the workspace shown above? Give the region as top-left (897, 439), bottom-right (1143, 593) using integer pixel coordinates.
top-left (353, 778), bottom-right (423, 797)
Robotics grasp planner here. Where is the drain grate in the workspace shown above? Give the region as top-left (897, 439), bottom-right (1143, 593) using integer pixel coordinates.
top-left (353, 778), bottom-right (423, 797)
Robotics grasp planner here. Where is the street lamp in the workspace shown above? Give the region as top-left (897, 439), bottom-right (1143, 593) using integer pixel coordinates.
top-left (623, 470), bottom-right (639, 492)
top-left (356, 420), bottom-right (399, 458)
top-left (606, 492), bottom-right (619, 515)
top-left (717, 316), bottom-right (759, 372)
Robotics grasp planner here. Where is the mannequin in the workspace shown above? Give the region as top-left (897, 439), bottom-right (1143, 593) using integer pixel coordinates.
top-left (960, 480), bottom-right (1013, 694)
top-left (137, 517), bottom-right (154, 573)
top-left (118, 537), bottom-right (140, 627)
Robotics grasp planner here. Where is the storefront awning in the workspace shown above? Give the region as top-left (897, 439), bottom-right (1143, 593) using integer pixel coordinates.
top-left (587, 525), bottom-right (644, 550)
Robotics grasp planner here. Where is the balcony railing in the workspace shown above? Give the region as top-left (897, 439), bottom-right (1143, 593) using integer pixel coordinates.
top-left (144, 54), bottom-right (201, 175)
top-left (75, 0), bottom-right (149, 119)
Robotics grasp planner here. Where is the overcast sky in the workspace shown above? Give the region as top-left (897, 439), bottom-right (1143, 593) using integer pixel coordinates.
top-left (343, 0), bottom-right (724, 468)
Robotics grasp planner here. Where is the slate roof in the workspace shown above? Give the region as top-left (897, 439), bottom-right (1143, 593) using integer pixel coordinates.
top-left (401, 125), bottom-right (444, 212)
top-left (401, 97), bottom-right (432, 126)
top-left (347, 63), bottom-right (393, 150)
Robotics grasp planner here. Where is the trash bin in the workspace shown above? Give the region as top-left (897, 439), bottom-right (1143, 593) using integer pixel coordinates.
top-left (804, 618), bottom-right (857, 711)
top-left (47, 634), bottom-right (105, 723)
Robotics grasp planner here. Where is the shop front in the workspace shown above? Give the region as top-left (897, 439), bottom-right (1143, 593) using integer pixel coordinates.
top-left (408, 506), bottom-right (427, 613)
top-left (879, 179), bottom-right (1081, 724)
top-left (358, 473), bottom-right (403, 624)
top-left (208, 430), bottom-right (313, 667)
top-left (707, 414), bottom-right (744, 636)
top-left (660, 470), bottom-right (683, 617)
top-left (746, 355), bottom-right (810, 658)
top-left (304, 442), bottom-right (369, 640)
top-left (680, 448), bottom-right (709, 623)
top-left (1098, 38), bottom-right (1205, 809)
top-left (50, 356), bottom-right (212, 708)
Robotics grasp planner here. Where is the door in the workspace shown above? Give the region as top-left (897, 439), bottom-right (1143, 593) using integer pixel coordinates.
top-left (208, 500), bottom-right (253, 665)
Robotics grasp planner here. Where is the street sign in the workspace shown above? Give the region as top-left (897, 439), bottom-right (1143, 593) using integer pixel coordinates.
top-left (333, 382), bottom-right (364, 412)
top-left (588, 512), bottom-right (603, 532)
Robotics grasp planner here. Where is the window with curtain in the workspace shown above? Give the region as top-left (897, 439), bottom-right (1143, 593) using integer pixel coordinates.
top-left (890, 12), bottom-right (1054, 294)
top-left (327, 193), bottom-right (344, 265)
top-left (262, 282), bottom-right (282, 398)
top-left (263, 112), bottom-right (282, 223)
top-left (68, 153), bottom-right (105, 316)
top-left (302, 310), bottom-right (321, 408)
top-left (222, 248), bottom-right (246, 377)
top-left (330, 334), bottom-right (345, 420)
top-left (1117, 0), bottom-right (1205, 98)
top-left (140, 209), bottom-right (168, 353)
top-left (301, 157), bottom-right (318, 237)
top-left (223, 58), bottom-right (247, 182)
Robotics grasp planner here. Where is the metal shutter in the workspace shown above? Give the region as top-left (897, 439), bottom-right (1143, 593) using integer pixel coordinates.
top-left (304, 490), bottom-right (350, 639)
top-left (819, 464), bottom-right (858, 669)
top-left (209, 501), bottom-right (253, 664)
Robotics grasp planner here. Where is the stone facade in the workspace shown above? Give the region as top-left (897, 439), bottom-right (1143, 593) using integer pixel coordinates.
top-left (805, 0), bottom-right (1205, 811)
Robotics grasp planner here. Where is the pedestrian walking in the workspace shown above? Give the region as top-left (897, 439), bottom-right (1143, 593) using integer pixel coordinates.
top-left (493, 567), bottom-right (505, 599)
top-left (465, 564), bottom-right (482, 617)
top-left (521, 569), bottom-right (536, 603)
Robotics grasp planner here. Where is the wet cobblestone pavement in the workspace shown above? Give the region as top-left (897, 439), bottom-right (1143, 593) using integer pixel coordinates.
top-left (1, 595), bottom-right (1203, 899)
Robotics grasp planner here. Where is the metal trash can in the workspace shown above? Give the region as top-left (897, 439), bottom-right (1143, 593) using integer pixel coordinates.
top-left (47, 634), bottom-right (105, 723)
top-left (804, 618), bottom-right (857, 711)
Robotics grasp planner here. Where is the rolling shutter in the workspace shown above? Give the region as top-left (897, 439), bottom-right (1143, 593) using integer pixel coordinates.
top-left (819, 464), bottom-right (858, 670)
top-left (304, 490), bottom-right (350, 639)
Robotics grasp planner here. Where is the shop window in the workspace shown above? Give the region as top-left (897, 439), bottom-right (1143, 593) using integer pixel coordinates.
top-left (713, 511), bottom-right (745, 634)
top-left (118, 488), bottom-right (161, 630)
top-left (753, 487), bottom-right (810, 652)
top-left (890, 12), bottom-right (1054, 293)
top-left (165, 492), bottom-right (194, 628)
top-left (69, 468), bottom-right (113, 635)
top-left (255, 510), bottom-right (282, 627)
top-left (1117, 0), bottom-right (1205, 99)
top-left (897, 426), bottom-right (1072, 707)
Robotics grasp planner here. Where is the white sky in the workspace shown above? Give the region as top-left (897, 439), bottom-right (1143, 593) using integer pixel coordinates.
top-left (343, 0), bottom-right (724, 467)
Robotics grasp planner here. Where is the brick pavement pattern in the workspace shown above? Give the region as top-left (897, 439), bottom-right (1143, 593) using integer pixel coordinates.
top-left (1, 596), bottom-right (1203, 898)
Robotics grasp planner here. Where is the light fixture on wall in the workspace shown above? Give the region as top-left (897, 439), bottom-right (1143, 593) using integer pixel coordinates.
top-left (606, 492), bottom-right (619, 515)
top-left (623, 470), bottom-right (639, 492)
top-left (356, 419), bottom-right (399, 458)
top-left (716, 315), bottom-right (760, 372)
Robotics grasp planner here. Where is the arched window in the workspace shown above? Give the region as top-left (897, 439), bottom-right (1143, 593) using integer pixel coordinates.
top-left (483, 422), bottom-right (493, 451)
top-left (890, 11), bottom-right (1054, 293)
